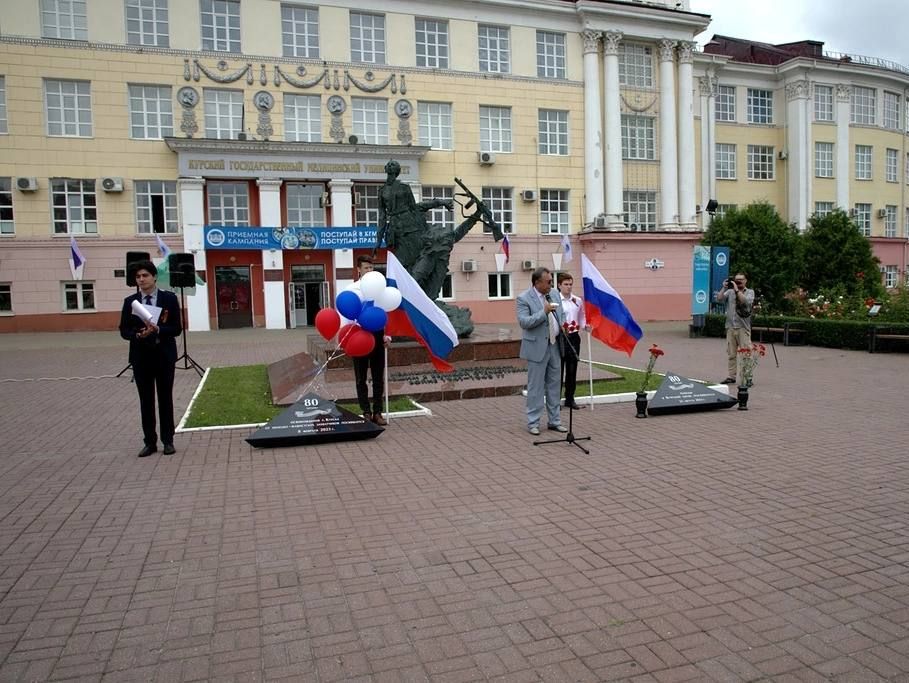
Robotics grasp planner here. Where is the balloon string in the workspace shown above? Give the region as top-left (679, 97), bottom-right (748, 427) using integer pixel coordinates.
top-left (293, 339), bottom-right (348, 403)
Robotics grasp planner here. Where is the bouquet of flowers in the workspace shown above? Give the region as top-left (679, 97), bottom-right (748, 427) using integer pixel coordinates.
top-left (737, 342), bottom-right (766, 387)
top-left (562, 320), bottom-right (580, 334)
top-left (639, 344), bottom-right (665, 394)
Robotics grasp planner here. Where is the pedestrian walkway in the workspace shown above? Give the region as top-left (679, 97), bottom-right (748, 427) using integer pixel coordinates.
top-left (0, 324), bottom-right (907, 681)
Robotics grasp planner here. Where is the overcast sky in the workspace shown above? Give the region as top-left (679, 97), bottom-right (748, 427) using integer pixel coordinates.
top-left (690, 0), bottom-right (909, 69)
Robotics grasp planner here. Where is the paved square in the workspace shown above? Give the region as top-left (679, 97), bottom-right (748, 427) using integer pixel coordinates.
top-left (1, 324), bottom-right (908, 682)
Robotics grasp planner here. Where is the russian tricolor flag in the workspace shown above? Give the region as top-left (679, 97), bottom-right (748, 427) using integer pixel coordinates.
top-left (385, 252), bottom-right (459, 372)
top-left (581, 254), bottom-right (642, 356)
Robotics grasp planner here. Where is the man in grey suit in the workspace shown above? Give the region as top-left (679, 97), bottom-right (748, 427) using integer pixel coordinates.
top-left (517, 267), bottom-right (568, 436)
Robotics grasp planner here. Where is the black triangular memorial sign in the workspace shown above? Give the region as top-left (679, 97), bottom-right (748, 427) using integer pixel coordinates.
top-left (647, 371), bottom-right (738, 416)
top-left (246, 393), bottom-right (383, 448)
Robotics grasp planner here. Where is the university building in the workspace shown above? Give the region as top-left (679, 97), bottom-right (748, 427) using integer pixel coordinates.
top-left (0, 0), bottom-right (906, 333)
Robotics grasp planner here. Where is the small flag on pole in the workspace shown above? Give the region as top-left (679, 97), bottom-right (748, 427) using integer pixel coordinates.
top-left (561, 233), bottom-right (573, 263)
top-left (69, 236), bottom-right (86, 280)
top-left (500, 233), bottom-right (510, 264)
top-left (155, 233), bottom-right (172, 259)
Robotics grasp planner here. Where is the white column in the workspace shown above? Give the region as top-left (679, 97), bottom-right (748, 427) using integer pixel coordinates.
top-left (835, 84), bottom-right (851, 210)
top-left (582, 30), bottom-right (604, 222)
top-left (257, 178), bottom-right (286, 329)
top-left (602, 31), bottom-right (624, 228)
top-left (329, 178), bottom-right (355, 295)
top-left (658, 39), bottom-right (679, 230)
top-left (698, 73), bottom-right (716, 231)
top-left (786, 80), bottom-right (811, 230)
top-left (676, 42), bottom-right (697, 229)
top-left (178, 177), bottom-right (209, 331)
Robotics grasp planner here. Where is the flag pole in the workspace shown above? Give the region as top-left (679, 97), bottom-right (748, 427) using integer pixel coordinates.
top-left (384, 343), bottom-right (390, 422)
top-left (586, 330), bottom-right (594, 410)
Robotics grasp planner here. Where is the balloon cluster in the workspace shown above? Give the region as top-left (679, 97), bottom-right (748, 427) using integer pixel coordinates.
top-left (313, 270), bottom-right (402, 357)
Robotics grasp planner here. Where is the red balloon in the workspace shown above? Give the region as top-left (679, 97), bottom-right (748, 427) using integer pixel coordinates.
top-left (345, 329), bottom-right (376, 357)
top-left (337, 323), bottom-right (359, 349)
top-left (314, 308), bottom-right (341, 340)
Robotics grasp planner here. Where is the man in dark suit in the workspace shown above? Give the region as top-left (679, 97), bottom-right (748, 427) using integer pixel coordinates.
top-left (353, 255), bottom-right (391, 425)
top-left (119, 259), bottom-right (182, 457)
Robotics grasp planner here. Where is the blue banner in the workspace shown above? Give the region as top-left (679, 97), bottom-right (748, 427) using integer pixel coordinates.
top-left (709, 246), bottom-right (730, 314)
top-left (691, 245), bottom-right (711, 315)
top-left (203, 226), bottom-right (382, 251)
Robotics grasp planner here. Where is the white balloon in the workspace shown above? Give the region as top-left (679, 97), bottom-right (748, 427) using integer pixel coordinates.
top-left (375, 286), bottom-right (402, 312)
top-left (359, 271), bottom-right (386, 300)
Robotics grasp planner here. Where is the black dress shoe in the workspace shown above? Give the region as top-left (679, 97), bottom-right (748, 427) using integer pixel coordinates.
top-left (162, 443), bottom-right (176, 455)
top-left (566, 401), bottom-right (581, 410)
top-left (721, 377), bottom-right (736, 384)
top-left (137, 445), bottom-right (157, 458)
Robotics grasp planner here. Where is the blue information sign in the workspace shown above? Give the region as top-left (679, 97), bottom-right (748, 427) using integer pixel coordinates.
top-left (709, 246), bottom-right (730, 314)
top-left (691, 245), bottom-right (711, 315)
top-left (203, 226), bottom-right (382, 251)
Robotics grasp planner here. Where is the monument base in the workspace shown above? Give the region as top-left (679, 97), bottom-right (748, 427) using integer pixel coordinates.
top-left (646, 371), bottom-right (738, 415)
top-left (246, 393), bottom-right (383, 448)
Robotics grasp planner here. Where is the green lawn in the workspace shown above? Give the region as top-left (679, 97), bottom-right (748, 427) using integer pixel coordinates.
top-left (184, 362), bottom-right (675, 428)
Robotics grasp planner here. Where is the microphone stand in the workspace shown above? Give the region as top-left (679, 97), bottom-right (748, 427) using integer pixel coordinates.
top-left (533, 294), bottom-right (592, 455)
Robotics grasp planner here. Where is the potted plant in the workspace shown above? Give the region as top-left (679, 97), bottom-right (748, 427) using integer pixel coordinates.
top-left (636, 344), bottom-right (664, 418)
top-left (736, 342), bottom-right (766, 410)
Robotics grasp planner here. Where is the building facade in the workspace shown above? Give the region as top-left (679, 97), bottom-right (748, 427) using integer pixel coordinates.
top-left (0, 0), bottom-right (905, 333)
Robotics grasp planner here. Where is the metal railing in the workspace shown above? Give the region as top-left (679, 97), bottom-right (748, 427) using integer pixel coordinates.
top-left (823, 51), bottom-right (909, 77)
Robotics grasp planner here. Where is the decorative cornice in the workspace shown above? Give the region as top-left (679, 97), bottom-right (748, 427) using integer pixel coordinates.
top-left (658, 39), bottom-right (677, 63)
top-left (177, 177), bottom-right (206, 189)
top-left (602, 31), bottom-right (623, 56)
top-left (677, 41), bottom-right (695, 64)
top-left (785, 79), bottom-right (811, 101)
top-left (164, 137), bottom-right (431, 160)
top-left (836, 83), bottom-right (853, 102)
top-left (620, 92), bottom-right (658, 113)
top-left (581, 30), bottom-right (601, 55)
top-left (256, 178), bottom-right (283, 189)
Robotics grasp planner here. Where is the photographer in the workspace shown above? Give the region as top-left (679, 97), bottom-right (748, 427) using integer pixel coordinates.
top-left (715, 272), bottom-right (755, 385)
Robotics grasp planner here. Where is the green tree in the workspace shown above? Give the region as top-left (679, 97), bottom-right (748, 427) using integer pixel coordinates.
top-left (701, 202), bottom-right (803, 311)
top-left (801, 209), bottom-right (883, 299)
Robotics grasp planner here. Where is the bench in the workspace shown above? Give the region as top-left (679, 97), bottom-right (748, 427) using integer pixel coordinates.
top-left (869, 326), bottom-right (909, 353)
top-left (752, 322), bottom-right (805, 346)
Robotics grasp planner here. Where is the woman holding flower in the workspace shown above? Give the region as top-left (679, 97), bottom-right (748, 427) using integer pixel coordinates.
top-left (556, 272), bottom-right (590, 410)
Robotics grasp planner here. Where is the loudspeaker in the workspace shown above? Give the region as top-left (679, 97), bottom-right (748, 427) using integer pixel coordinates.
top-left (125, 251), bottom-right (151, 286)
top-left (705, 199), bottom-right (719, 214)
top-left (168, 252), bottom-right (196, 289)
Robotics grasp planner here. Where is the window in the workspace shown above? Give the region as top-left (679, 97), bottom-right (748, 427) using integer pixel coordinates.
top-left (478, 25), bottom-right (509, 74)
top-left (418, 101), bottom-right (452, 150)
top-left (747, 145), bottom-right (774, 180)
top-left (283, 94), bottom-right (321, 142)
top-left (204, 89), bottom-right (242, 139)
top-left (618, 43), bottom-right (653, 88)
top-left (422, 186), bottom-right (454, 229)
top-left (0, 178), bottom-right (13, 234)
top-left (623, 191), bottom-right (657, 230)
top-left (41, 0), bottom-right (87, 40)
top-left (886, 148), bottom-right (898, 182)
top-left (713, 204), bottom-right (736, 219)
top-left (126, 0), bottom-right (169, 47)
top-left (814, 201), bottom-right (834, 218)
top-left (851, 86), bottom-right (876, 125)
top-left (63, 282), bottom-right (94, 311)
top-left (350, 12), bottom-right (385, 64)
top-left (438, 273), bottom-right (453, 301)
top-left (135, 180), bottom-right (178, 234)
top-left (884, 206), bottom-right (897, 238)
top-left (540, 190), bottom-right (568, 235)
top-left (747, 89), bottom-right (773, 124)
top-left (479, 106), bottom-right (512, 153)
top-left (351, 98), bottom-right (388, 144)
top-left (0, 76), bottom-right (6, 133)
top-left (715, 85), bottom-right (736, 122)
top-left (415, 18), bottom-right (448, 69)
top-left (621, 115), bottom-right (655, 160)
top-left (815, 142), bottom-right (834, 178)
top-left (883, 92), bottom-right (900, 130)
top-left (51, 179), bottom-right (97, 234)
top-left (814, 84), bottom-right (833, 122)
top-left (353, 183), bottom-right (380, 227)
top-left (538, 109), bottom-right (568, 156)
top-left (716, 143), bottom-right (737, 180)
top-left (45, 80), bottom-right (92, 137)
top-left (0, 284), bottom-right (10, 313)
top-left (855, 145), bottom-right (872, 180)
top-left (854, 203), bottom-right (871, 236)
top-left (281, 4), bottom-right (319, 58)
top-left (286, 184), bottom-right (326, 227)
top-left (207, 181), bottom-right (249, 226)
top-left (536, 31), bottom-right (566, 79)
top-left (128, 85), bottom-right (173, 139)
top-left (201, 0), bottom-right (240, 53)
top-left (884, 265), bottom-right (898, 288)
top-left (488, 272), bottom-right (511, 299)
top-left (481, 187), bottom-right (513, 234)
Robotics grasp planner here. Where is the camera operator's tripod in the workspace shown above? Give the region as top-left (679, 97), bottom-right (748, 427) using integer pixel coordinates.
top-left (533, 304), bottom-right (591, 455)
top-left (753, 294), bottom-right (780, 368)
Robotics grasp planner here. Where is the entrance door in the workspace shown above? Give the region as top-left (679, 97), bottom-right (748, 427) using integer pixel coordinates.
top-left (288, 282), bottom-right (307, 329)
top-left (290, 264), bottom-right (327, 328)
top-left (215, 266), bottom-right (253, 329)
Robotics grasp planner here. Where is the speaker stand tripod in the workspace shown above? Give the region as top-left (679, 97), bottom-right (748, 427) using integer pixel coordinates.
top-left (533, 319), bottom-right (591, 455)
top-left (176, 286), bottom-right (204, 377)
top-left (116, 285), bottom-right (140, 380)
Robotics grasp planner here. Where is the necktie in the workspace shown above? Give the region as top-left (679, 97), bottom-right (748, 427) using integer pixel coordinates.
top-left (144, 295), bottom-right (152, 306)
top-left (545, 296), bottom-right (557, 344)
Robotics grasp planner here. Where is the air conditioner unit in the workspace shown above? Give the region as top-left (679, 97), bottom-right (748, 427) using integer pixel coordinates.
top-left (521, 189), bottom-right (537, 202)
top-left (101, 177), bottom-right (124, 192)
top-left (320, 191), bottom-right (331, 208)
top-left (629, 223), bottom-right (640, 232)
top-left (849, 208), bottom-right (857, 217)
top-left (778, 150), bottom-right (788, 160)
top-left (16, 177), bottom-right (38, 192)
top-left (461, 259), bottom-right (478, 273)
top-left (478, 151), bottom-right (496, 165)
top-left (593, 215), bottom-right (608, 229)
top-left (877, 208), bottom-right (888, 218)
top-left (521, 259), bottom-right (536, 271)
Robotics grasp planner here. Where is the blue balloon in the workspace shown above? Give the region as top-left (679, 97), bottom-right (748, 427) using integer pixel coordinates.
top-left (357, 305), bottom-right (388, 332)
top-left (336, 290), bottom-right (363, 320)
